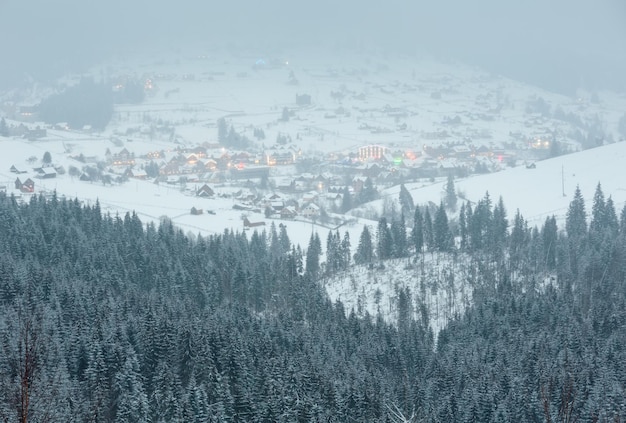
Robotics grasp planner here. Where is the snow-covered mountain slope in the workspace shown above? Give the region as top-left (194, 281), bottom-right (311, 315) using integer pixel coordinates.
top-left (328, 140), bottom-right (626, 332)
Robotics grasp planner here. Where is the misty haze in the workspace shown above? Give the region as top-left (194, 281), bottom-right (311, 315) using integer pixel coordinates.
top-left (2, 0), bottom-right (625, 93)
top-left (1, 1), bottom-right (626, 421)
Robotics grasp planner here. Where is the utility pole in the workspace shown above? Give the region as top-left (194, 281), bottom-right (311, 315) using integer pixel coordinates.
top-left (562, 165), bottom-right (566, 197)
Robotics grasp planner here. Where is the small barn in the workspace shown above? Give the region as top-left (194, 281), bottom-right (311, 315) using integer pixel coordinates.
top-left (196, 184), bottom-right (215, 197)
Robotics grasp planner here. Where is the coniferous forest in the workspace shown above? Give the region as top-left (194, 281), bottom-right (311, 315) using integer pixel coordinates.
top-left (1, 184), bottom-right (626, 422)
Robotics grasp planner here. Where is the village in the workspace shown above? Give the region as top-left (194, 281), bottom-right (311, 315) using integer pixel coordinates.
top-left (3, 122), bottom-right (553, 231)
top-left (1, 49), bottom-right (622, 234)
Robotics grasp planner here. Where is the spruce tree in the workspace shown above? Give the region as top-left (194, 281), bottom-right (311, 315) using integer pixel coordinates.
top-left (424, 208), bottom-right (434, 252)
top-left (565, 185), bottom-right (587, 239)
top-left (510, 209), bottom-right (526, 267)
top-left (565, 185), bottom-right (588, 282)
top-left (459, 203), bottom-right (468, 250)
top-left (445, 174), bottom-right (457, 211)
top-left (542, 216), bottom-right (558, 271)
top-left (114, 349), bottom-right (150, 423)
top-left (490, 196), bottom-right (508, 259)
top-left (217, 118), bottom-right (228, 143)
top-left (278, 223), bottom-right (291, 255)
top-left (376, 217), bottom-right (393, 260)
top-left (399, 183), bottom-right (414, 215)
top-left (434, 202), bottom-right (452, 252)
top-left (465, 202), bottom-right (474, 252)
top-left (391, 212), bottom-right (407, 258)
top-left (620, 204), bottom-right (626, 235)
top-left (354, 225), bottom-right (373, 265)
top-left (43, 151), bottom-right (52, 165)
top-left (412, 207), bottom-right (424, 255)
top-left (341, 231), bottom-right (351, 269)
top-left (469, 193), bottom-right (492, 252)
top-left (305, 232), bottom-right (321, 276)
top-left (589, 182), bottom-right (606, 237)
top-left (604, 196), bottom-right (619, 234)
top-left (326, 230), bottom-right (341, 274)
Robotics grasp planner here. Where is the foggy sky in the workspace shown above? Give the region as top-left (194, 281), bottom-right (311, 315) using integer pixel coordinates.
top-left (1, 0), bottom-right (625, 94)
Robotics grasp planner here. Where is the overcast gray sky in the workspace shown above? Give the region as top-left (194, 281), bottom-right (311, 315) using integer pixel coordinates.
top-left (1, 0), bottom-right (625, 93)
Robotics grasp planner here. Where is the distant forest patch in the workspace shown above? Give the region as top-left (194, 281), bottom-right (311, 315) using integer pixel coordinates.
top-left (38, 77), bottom-right (145, 130)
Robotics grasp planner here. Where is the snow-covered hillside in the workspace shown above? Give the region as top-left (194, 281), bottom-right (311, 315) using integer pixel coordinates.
top-left (327, 140), bottom-right (626, 331)
top-left (370, 140), bottom-right (626, 229)
top-left (1, 49), bottom-right (625, 333)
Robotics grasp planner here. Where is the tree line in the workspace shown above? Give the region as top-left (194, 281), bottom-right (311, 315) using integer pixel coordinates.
top-left (0, 182), bottom-right (625, 421)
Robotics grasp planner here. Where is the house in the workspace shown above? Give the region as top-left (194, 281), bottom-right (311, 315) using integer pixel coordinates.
top-left (186, 153), bottom-right (200, 165)
top-left (126, 168), bottom-right (148, 179)
top-left (318, 172), bottom-right (335, 183)
top-left (270, 200), bottom-right (285, 212)
top-left (352, 176), bottom-right (367, 193)
top-left (234, 188), bottom-right (257, 202)
top-left (280, 206), bottom-right (297, 220)
top-left (275, 177), bottom-right (295, 192)
top-left (265, 149), bottom-right (295, 166)
top-left (190, 207), bottom-right (203, 215)
top-left (296, 173), bottom-right (315, 182)
top-left (179, 163), bottom-right (197, 175)
top-left (361, 163), bottom-right (382, 178)
top-left (196, 184), bottom-right (215, 197)
top-left (15, 177), bottom-right (34, 193)
top-left (262, 193), bottom-right (284, 209)
top-left (112, 148), bottom-right (135, 166)
top-left (243, 216), bottom-right (265, 228)
top-left (452, 145), bottom-right (473, 159)
top-left (358, 144), bottom-right (387, 161)
top-left (201, 158), bottom-right (217, 171)
top-left (231, 151), bottom-right (252, 164)
top-left (159, 163), bottom-right (180, 176)
top-left (312, 174), bottom-right (330, 191)
top-left (10, 165), bottom-right (27, 174)
top-left (438, 158), bottom-right (461, 171)
top-left (294, 179), bottom-right (309, 192)
top-left (301, 203), bottom-right (320, 219)
top-left (302, 191), bottom-right (319, 203)
top-left (36, 167), bottom-right (57, 179)
top-left (324, 192), bottom-right (343, 201)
